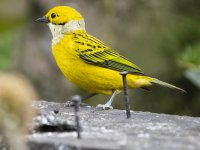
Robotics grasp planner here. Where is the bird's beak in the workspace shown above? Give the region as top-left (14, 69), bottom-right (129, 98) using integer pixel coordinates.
top-left (36, 16), bottom-right (49, 23)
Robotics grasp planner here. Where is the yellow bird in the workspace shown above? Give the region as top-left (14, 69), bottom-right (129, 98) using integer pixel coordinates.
top-left (37, 6), bottom-right (185, 109)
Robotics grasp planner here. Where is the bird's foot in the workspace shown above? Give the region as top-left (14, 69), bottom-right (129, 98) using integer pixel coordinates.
top-left (65, 100), bottom-right (91, 108)
top-left (65, 100), bottom-right (74, 107)
top-left (96, 104), bottom-right (113, 110)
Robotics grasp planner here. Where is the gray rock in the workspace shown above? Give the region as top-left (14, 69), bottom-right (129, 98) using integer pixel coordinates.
top-left (28, 101), bottom-right (200, 150)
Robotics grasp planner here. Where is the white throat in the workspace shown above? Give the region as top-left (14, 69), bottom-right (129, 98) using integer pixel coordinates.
top-left (48, 19), bottom-right (85, 45)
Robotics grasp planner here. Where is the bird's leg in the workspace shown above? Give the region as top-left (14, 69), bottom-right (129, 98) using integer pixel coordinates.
top-left (65, 93), bottom-right (97, 107)
top-left (96, 90), bottom-right (118, 110)
top-left (82, 93), bottom-right (98, 101)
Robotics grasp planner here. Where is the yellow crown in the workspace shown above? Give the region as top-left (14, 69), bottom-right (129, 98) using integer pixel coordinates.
top-left (44, 6), bottom-right (83, 25)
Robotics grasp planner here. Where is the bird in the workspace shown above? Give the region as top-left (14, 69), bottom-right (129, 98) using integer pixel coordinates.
top-left (37, 6), bottom-right (185, 109)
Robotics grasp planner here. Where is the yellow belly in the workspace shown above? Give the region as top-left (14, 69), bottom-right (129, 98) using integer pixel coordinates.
top-left (52, 35), bottom-right (152, 95)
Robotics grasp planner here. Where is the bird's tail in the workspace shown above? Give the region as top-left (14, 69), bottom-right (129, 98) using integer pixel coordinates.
top-left (149, 77), bottom-right (186, 93)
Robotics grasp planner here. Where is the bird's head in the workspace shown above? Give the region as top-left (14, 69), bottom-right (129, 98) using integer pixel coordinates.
top-left (37, 6), bottom-right (85, 42)
top-left (37, 6), bottom-right (83, 25)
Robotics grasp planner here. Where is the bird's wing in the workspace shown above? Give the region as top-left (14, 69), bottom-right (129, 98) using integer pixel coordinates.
top-left (73, 32), bottom-right (145, 75)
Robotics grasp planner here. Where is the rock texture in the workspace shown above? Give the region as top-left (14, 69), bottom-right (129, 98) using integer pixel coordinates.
top-left (28, 101), bottom-right (200, 150)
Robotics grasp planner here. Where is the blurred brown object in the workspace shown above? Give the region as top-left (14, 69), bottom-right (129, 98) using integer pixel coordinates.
top-left (0, 72), bottom-right (38, 150)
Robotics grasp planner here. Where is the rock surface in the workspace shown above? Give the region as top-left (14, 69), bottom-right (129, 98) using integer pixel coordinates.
top-left (29, 101), bottom-right (200, 150)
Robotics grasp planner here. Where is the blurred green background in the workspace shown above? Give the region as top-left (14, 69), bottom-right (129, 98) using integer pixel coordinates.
top-left (0, 0), bottom-right (199, 116)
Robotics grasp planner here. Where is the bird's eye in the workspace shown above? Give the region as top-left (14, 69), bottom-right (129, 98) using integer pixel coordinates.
top-left (51, 13), bottom-right (57, 19)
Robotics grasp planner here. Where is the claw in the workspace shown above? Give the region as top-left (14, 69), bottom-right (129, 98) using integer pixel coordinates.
top-left (96, 104), bottom-right (113, 110)
top-left (65, 100), bottom-right (74, 107)
top-left (65, 100), bottom-right (91, 108)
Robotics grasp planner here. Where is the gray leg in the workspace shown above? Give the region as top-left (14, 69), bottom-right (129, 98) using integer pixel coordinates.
top-left (96, 91), bottom-right (118, 110)
top-left (65, 93), bottom-right (97, 107)
top-left (82, 93), bottom-right (98, 101)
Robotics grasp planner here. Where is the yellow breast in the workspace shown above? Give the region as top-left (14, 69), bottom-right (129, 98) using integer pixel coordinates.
top-left (53, 32), bottom-right (117, 94)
